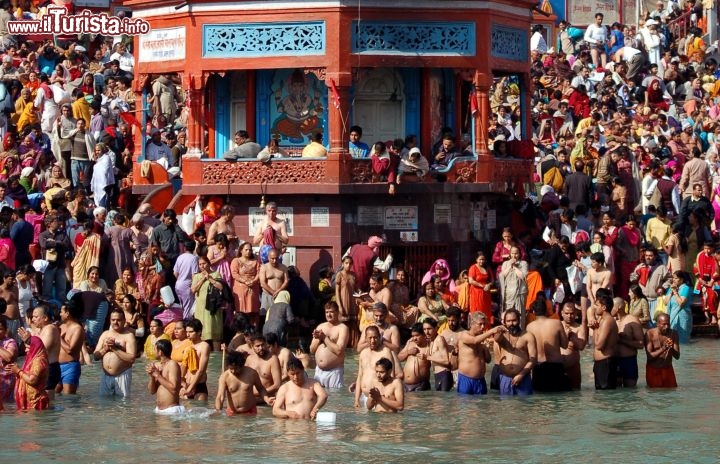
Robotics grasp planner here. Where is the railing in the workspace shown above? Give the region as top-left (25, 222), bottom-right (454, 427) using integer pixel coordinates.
top-left (132, 152), bottom-right (534, 195)
top-left (667, 9), bottom-right (693, 41)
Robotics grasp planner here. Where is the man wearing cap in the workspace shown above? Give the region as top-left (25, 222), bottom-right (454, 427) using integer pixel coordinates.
top-left (640, 20), bottom-right (663, 66)
top-left (0, 54), bottom-right (17, 80)
top-left (613, 46), bottom-right (646, 81)
top-left (343, 237), bottom-right (393, 292)
top-left (145, 128), bottom-right (172, 168)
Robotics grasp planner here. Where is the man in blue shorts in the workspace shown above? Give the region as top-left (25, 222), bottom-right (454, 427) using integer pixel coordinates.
top-left (456, 312), bottom-right (502, 395)
top-left (57, 302), bottom-right (86, 394)
top-left (494, 309), bottom-right (536, 396)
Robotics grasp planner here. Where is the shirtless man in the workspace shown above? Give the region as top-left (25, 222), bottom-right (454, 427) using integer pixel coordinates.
top-left (146, 338), bottom-right (184, 414)
top-left (614, 297), bottom-right (644, 388)
top-left (93, 310), bottom-right (137, 397)
top-left (526, 300), bottom-right (570, 392)
top-left (266, 332), bottom-right (293, 381)
top-left (57, 302), bottom-right (85, 394)
top-left (560, 302), bottom-right (587, 390)
top-left (273, 357), bottom-right (327, 420)
top-left (440, 307), bottom-right (464, 374)
top-left (0, 272), bottom-right (20, 346)
top-left (586, 252), bottom-right (612, 313)
top-left (358, 273), bottom-right (393, 324)
top-left (253, 202), bottom-right (289, 252)
top-left (356, 302), bottom-right (401, 353)
top-left (457, 312), bottom-right (496, 395)
top-left (311, 301), bottom-right (349, 389)
top-left (184, 318), bottom-right (210, 400)
top-left (354, 325), bottom-right (403, 407)
top-left (591, 294), bottom-right (619, 390)
top-left (259, 249), bottom-right (289, 317)
top-left (245, 334), bottom-right (282, 399)
top-left (207, 205), bottom-right (238, 246)
top-left (644, 313), bottom-right (680, 388)
top-left (366, 357), bottom-right (404, 413)
top-left (398, 323), bottom-right (431, 392)
top-left (31, 305), bottom-right (60, 399)
top-left (494, 309), bottom-right (537, 396)
top-left (423, 318), bottom-right (452, 391)
top-left (216, 351), bottom-right (274, 415)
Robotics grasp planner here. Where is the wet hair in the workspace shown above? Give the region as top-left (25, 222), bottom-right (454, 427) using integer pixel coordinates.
top-left (410, 322), bottom-right (424, 335)
top-left (324, 301), bottom-right (339, 312)
top-left (249, 334), bottom-right (266, 344)
top-left (597, 294), bottom-right (613, 313)
top-left (422, 318), bottom-right (438, 329)
top-left (287, 356), bottom-right (304, 372)
top-left (375, 357), bottom-right (393, 372)
top-left (230, 313), bottom-right (248, 334)
top-left (630, 285), bottom-right (645, 300)
top-left (365, 325), bottom-right (381, 336)
top-left (155, 338), bottom-right (172, 358)
top-left (186, 318), bottom-right (203, 335)
top-left (265, 332), bottom-right (279, 346)
top-left (214, 233), bottom-right (229, 247)
top-left (503, 308), bottom-right (521, 323)
top-left (184, 240), bottom-right (196, 252)
top-left (531, 298), bottom-right (547, 317)
top-left (590, 252), bottom-right (605, 265)
top-left (226, 350), bottom-right (246, 367)
top-left (446, 307), bottom-right (461, 319)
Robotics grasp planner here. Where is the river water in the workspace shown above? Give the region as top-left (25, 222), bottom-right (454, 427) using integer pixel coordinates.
top-left (2, 339), bottom-right (719, 463)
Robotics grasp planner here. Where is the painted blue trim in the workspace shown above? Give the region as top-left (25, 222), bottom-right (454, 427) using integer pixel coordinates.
top-left (399, 68), bottom-right (420, 140)
top-left (490, 24), bottom-right (528, 62)
top-left (256, 70), bottom-right (274, 148)
top-left (352, 21), bottom-right (475, 56)
top-left (215, 75), bottom-right (230, 157)
top-left (203, 21), bottom-right (326, 58)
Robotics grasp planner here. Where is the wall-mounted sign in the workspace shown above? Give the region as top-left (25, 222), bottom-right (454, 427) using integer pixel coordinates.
top-left (384, 206), bottom-right (418, 230)
top-left (311, 207), bottom-right (330, 227)
top-left (400, 231), bottom-right (418, 242)
top-left (139, 27), bottom-right (186, 63)
top-left (434, 204), bottom-right (451, 224)
top-left (357, 206), bottom-right (384, 226)
top-left (248, 207), bottom-right (294, 237)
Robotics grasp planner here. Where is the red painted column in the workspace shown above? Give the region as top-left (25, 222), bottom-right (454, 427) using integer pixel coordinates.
top-left (326, 71), bottom-right (352, 183)
top-left (474, 71), bottom-right (492, 183)
top-left (183, 72), bottom-right (204, 155)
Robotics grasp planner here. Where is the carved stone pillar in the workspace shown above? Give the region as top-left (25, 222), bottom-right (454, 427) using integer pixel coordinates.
top-left (474, 71), bottom-right (493, 183)
top-left (326, 71), bottom-right (352, 183)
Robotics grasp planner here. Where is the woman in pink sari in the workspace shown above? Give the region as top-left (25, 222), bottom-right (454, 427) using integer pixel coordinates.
top-left (6, 333), bottom-right (50, 411)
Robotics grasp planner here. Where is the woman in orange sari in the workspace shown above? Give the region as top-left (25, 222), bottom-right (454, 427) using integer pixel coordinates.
top-left (468, 252), bottom-right (495, 324)
top-left (7, 333), bottom-right (50, 410)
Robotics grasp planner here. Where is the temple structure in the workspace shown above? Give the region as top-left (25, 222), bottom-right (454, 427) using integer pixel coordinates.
top-left (127, 0), bottom-right (536, 292)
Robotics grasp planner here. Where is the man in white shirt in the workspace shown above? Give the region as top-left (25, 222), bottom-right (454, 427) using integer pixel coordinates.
top-left (613, 46), bottom-right (646, 81)
top-left (530, 25), bottom-right (547, 54)
top-left (584, 13), bottom-right (608, 69)
top-left (109, 43), bottom-right (134, 77)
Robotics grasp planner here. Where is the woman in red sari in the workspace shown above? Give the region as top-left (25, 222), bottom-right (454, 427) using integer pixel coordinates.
top-left (614, 215), bottom-right (642, 299)
top-left (6, 333), bottom-right (50, 411)
top-left (468, 252), bottom-right (494, 324)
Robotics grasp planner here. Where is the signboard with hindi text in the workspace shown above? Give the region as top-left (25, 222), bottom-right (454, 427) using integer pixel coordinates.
top-left (357, 206), bottom-right (384, 226)
top-left (139, 27), bottom-right (186, 63)
top-left (567, 0), bottom-right (619, 26)
top-left (384, 206), bottom-right (418, 230)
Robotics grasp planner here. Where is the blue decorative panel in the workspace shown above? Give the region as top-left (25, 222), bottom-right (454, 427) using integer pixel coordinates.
top-left (490, 24), bottom-right (528, 62)
top-left (399, 68), bottom-right (420, 140)
top-left (352, 21), bottom-right (475, 56)
top-left (203, 21), bottom-right (325, 58)
top-left (268, 69), bottom-right (327, 146)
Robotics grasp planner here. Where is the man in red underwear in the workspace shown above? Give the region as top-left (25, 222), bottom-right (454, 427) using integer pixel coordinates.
top-left (644, 313), bottom-right (679, 388)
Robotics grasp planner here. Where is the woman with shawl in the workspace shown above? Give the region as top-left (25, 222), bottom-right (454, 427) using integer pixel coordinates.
top-left (468, 252), bottom-right (494, 323)
top-left (663, 271), bottom-right (692, 344)
top-left (421, 258), bottom-right (457, 294)
top-left (7, 333), bottom-right (50, 410)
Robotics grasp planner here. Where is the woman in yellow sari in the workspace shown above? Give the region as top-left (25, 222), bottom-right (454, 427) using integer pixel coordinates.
top-left (71, 220), bottom-right (101, 288)
top-left (7, 332), bottom-right (50, 410)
